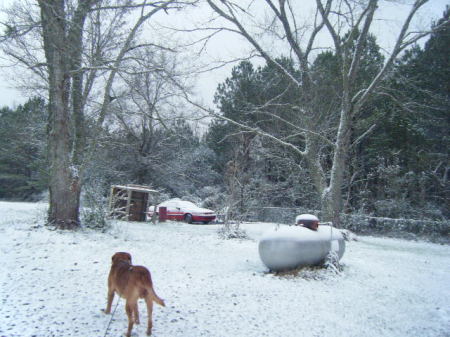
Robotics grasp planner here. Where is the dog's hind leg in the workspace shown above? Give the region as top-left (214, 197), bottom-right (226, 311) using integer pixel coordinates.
top-left (125, 301), bottom-right (134, 337)
top-left (133, 302), bottom-right (140, 324)
top-left (145, 295), bottom-right (154, 336)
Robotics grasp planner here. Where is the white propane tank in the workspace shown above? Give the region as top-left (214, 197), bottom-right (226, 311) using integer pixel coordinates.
top-left (258, 224), bottom-right (345, 271)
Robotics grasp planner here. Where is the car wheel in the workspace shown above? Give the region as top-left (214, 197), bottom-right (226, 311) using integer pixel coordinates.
top-left (184, 214), bottom-right (193, 224)
top-left (203, 221), bottom-right (210, 224)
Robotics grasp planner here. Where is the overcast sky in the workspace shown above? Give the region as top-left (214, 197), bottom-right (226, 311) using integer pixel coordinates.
top-left (0, 0), bottom-right (448, 109)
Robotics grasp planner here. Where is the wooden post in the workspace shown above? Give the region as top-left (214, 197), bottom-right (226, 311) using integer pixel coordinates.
top-left (125, 190), bottom-right (132, 221)
top-left (108, 186), bottom-right (115, 216)
top-left (159, 207), bottom-right (167, 222)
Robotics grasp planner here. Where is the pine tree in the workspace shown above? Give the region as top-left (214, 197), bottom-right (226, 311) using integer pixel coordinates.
top-left (0, 97), bottom-right (48, 199)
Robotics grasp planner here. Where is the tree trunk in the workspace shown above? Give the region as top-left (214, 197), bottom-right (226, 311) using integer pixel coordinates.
top-left (39, 0), bottom-right (88, 228)
top-left (322, 104), bottom-right (352, 226)
top-left (304, 136), bottom-right (327, 203)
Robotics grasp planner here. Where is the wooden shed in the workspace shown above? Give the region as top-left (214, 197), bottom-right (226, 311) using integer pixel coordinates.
top-left (109, 184), bottom-right (158, 222)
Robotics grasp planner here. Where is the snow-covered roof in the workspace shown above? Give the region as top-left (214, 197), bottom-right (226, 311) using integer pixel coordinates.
top-left (112, 184), bottom-right (159, 193)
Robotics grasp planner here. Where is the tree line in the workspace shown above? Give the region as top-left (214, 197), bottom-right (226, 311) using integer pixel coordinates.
top-left (0, 1), bottom-right (448, 228)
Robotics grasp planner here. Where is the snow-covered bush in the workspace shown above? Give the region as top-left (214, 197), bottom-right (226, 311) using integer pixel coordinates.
top-left (340, 229), bottom-right (358, 241)
top-left (217, 221), bottom-right (248, 240)
top-left (323, 251), bottom-right (343, 274)
top-left (81, 182), bottom-right (110, 231)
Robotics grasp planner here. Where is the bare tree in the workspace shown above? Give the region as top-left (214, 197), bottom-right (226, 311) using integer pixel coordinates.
top-left (2, 0), bottom-right (195, 228)
top-left (205, 0), bottom-right (444, 225)
top-left (110, 45), bottom-right (190, 151)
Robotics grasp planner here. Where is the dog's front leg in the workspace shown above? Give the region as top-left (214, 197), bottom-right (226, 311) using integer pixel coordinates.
top-left (104, 289), bottom-right (115, 314)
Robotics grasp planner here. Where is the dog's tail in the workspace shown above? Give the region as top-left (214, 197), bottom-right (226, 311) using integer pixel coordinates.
top-left (137, 267), bottom-right (165, 307)
top-left (148, 286), bottom-right (165, 307)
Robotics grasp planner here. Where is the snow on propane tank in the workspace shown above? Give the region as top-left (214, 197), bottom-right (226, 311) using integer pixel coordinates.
top-left (258, 222), bottom-right (345, 271)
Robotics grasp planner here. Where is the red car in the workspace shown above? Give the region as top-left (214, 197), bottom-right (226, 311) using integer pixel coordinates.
top-left (148, 198), bottom-right (216, 224)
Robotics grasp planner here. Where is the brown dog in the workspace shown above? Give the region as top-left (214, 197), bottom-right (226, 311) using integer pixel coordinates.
top-left (104, 252), bottom-right (165, 336)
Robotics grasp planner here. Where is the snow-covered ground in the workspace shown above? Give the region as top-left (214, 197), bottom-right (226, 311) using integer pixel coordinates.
top-left (0, 201), bottom-right (449, 337)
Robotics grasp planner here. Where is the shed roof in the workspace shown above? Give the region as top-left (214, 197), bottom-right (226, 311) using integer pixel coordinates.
top-left (112, 184), bottom-right (159, 193)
